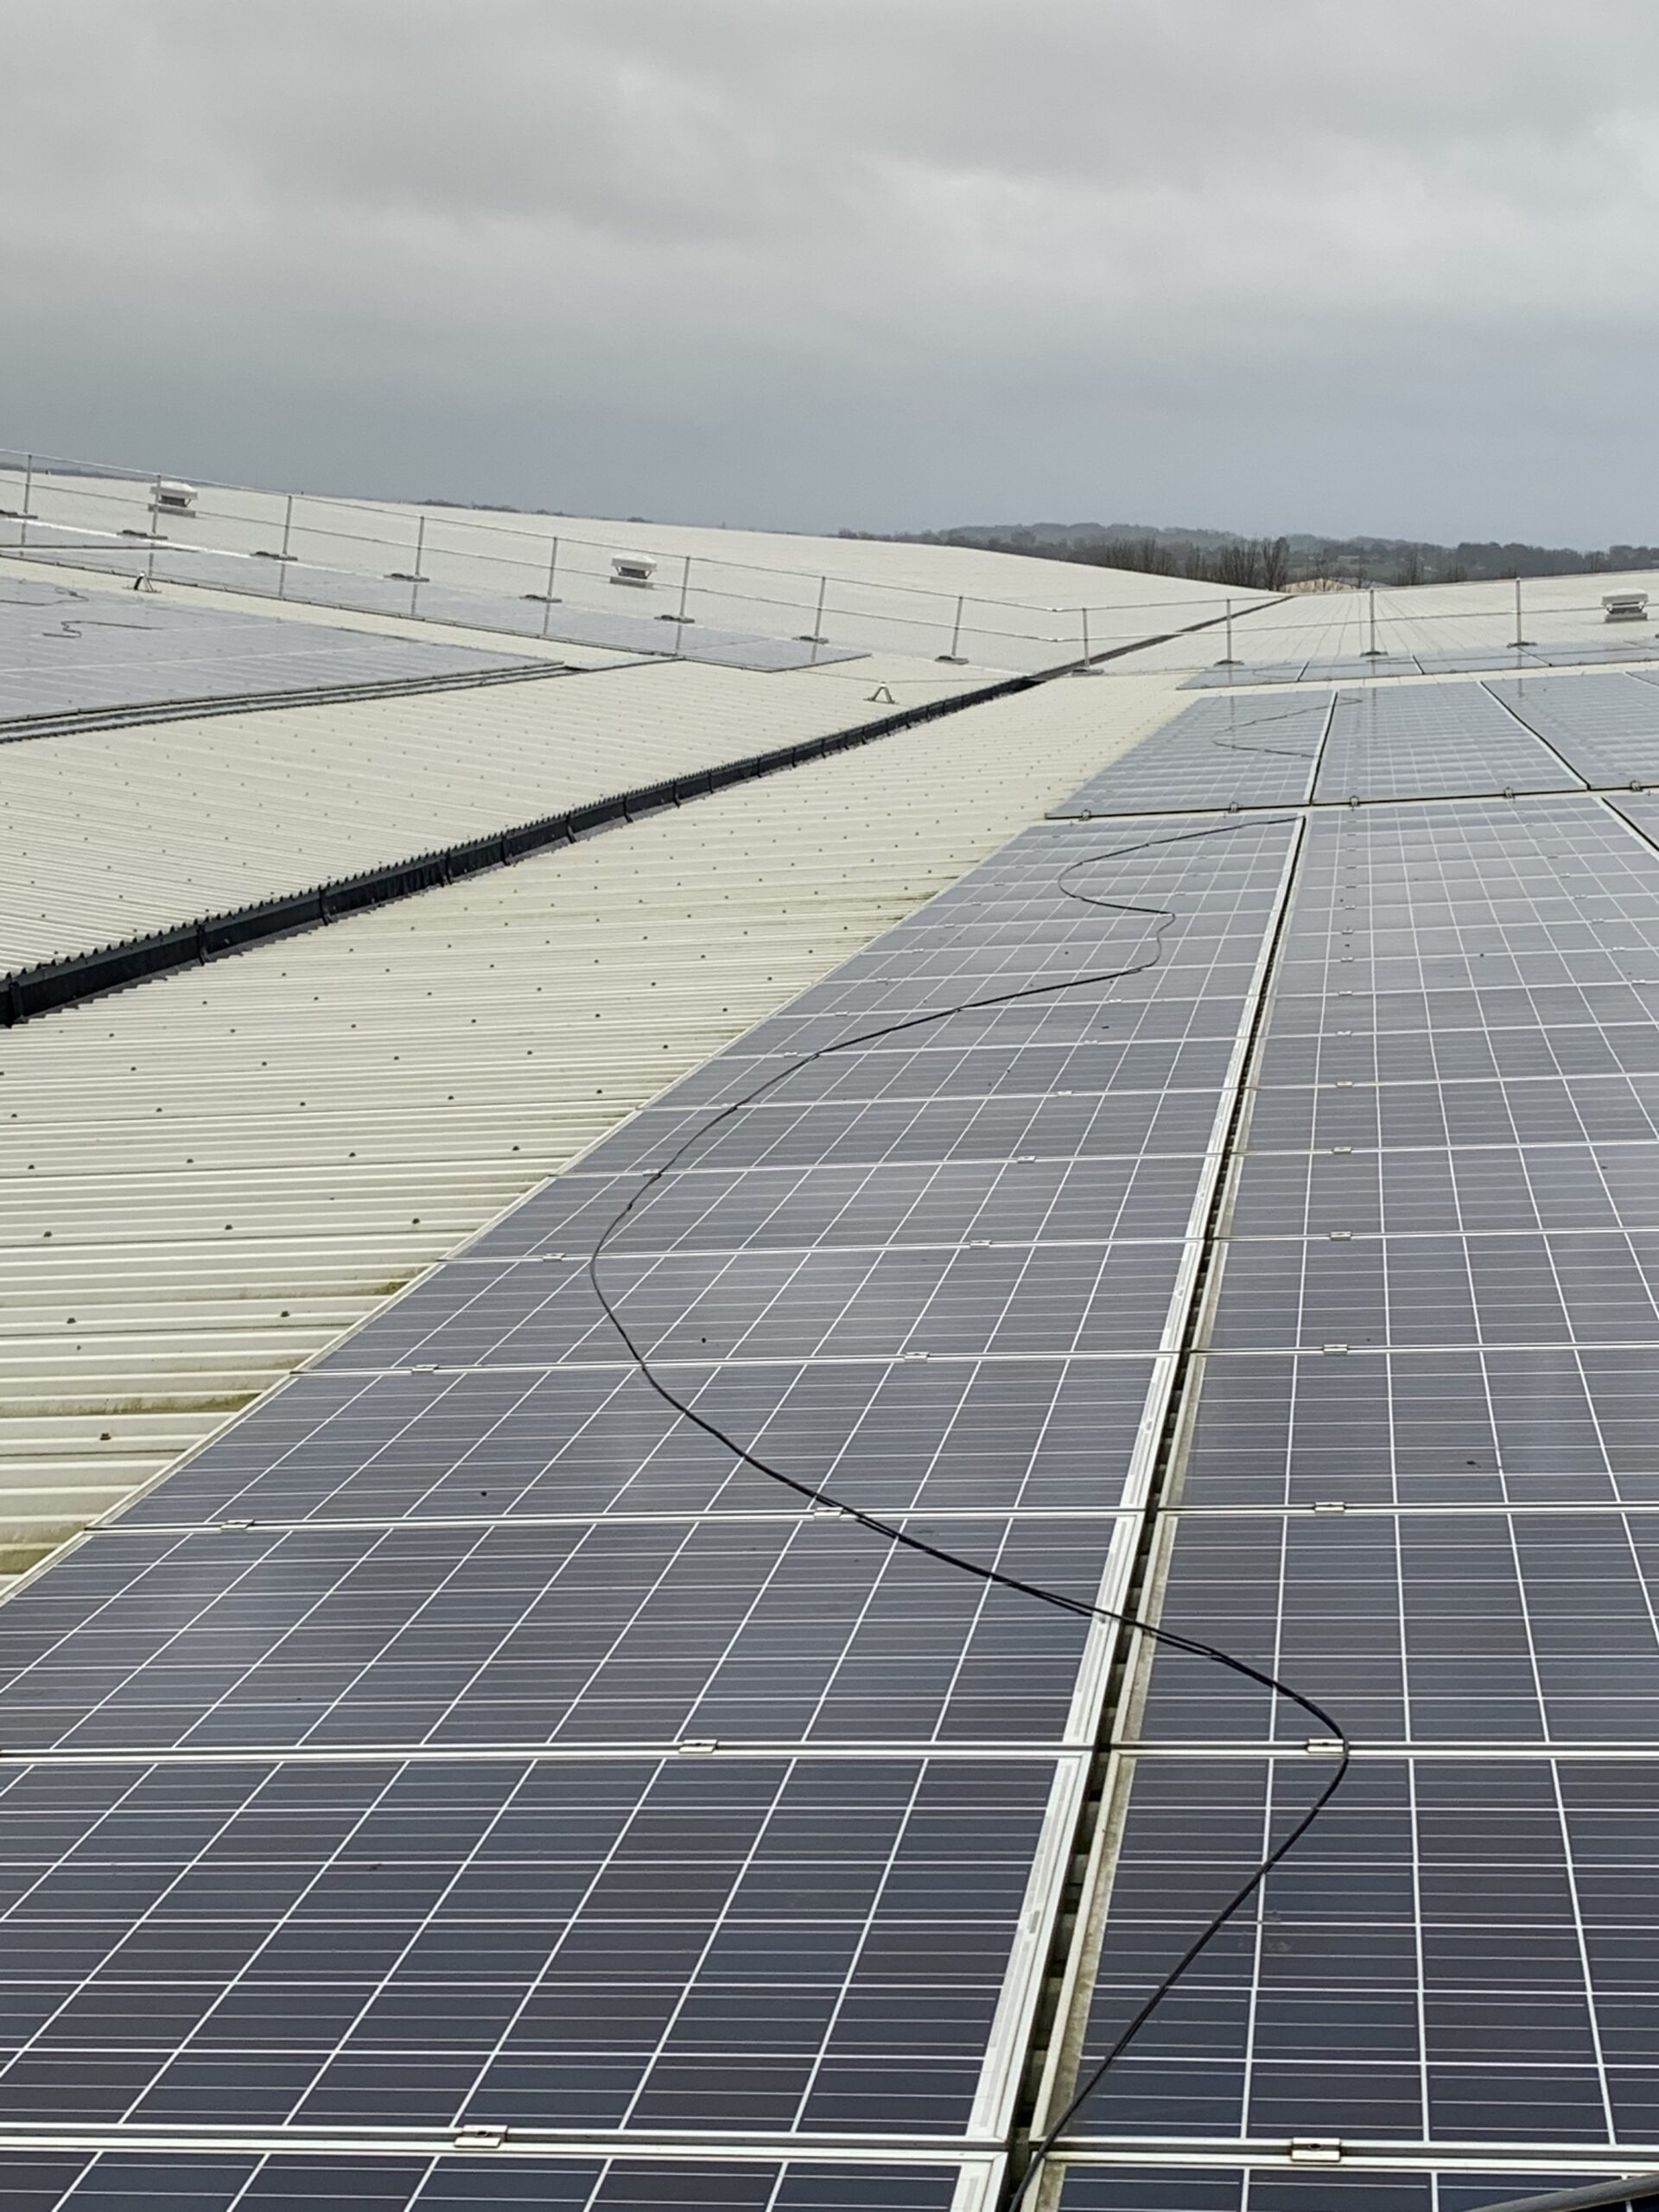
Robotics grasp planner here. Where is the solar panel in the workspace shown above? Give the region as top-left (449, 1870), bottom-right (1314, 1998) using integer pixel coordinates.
top-left (1488, 671), bottom-right (1659, 785)
top-left (1177, 1346), bottom-right (1659, 1509)
top-left (122, 1356), bottom-right (1161, 1527)
top-left (1142, 1507), bottom-right (1659, 1743)
top-left (0, 1752), bottom-right (1060, 2138)
top-left (0, 575), bottom-right (547, 724)
top-left (1054, 2163), bottom-right (1602, 2209)
top-left (1311, 686), bottom-right (1581, 801)
top-left (1071, 1754), bottom-right (1656, 2149)
top-left (1048, 702), bottom-right (1327, 817)
top-left (0, 1513), bottom-right (1119, 1752)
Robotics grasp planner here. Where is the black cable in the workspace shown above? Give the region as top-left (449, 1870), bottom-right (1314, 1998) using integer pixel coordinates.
top-left (1465, 2177), bottom-right (1659, 2212)
top-left (583, 811), bottom-right (1351, 2203)
top-left (1199, 697), bottom-right (1329, 762)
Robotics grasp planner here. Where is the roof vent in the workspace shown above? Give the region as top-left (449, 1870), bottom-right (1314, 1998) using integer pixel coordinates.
top-left (151, 480), bottom-right (197, 516)
top-left (610, 554), bottom-right (656, 588)
top-left (1604, 591), bottom-right (1648, 622)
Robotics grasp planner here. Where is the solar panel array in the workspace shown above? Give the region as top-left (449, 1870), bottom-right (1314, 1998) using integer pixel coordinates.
top-left (1053, 669), bottom-right (1659, 825)
top-left (1059, 780), bottom-right (1659, 2202)
top-left (0, 575), bottom-right (549, 725)
top-left (12, 660), bottom-right (1659, 2205)
top-left (0, 802), bottom-right (1303, 2196)
top-left (1051, 683), bottom-right (1589, 818)
top-left (1184, 636), bottom-right (1659, 688)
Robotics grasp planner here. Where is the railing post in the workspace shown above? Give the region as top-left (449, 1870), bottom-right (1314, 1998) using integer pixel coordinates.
top-left (17, 453), bottom-right (32, 546)
top-left (146, 474), bottom-right (162, 585)
top-left (938, 594), bottom-right (967, 664)
top-left (277, 493), bottom-right (294, 599)
top-left (1362, 585), bottom-right (1383, 658)
top-left (1509, 575), bottom-right (1532, 648)
top-left (1216, 596), bottom-right (1240, 665)
top-left (808, 573), bottom-right (828, 664)
top-left (539, 532), bottom-right (561, 638)
top-left (409, 515), bottom-right (426, 617)
top-left (677, 555), bottom-right (693, 632)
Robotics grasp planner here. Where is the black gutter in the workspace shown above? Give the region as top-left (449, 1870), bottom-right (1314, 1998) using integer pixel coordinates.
top-left (2, 672), bottom-right (1039, 1028)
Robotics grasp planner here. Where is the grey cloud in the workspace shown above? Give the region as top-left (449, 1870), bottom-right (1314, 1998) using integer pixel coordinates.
top-left (8, 0), bottom-right (1659, 541)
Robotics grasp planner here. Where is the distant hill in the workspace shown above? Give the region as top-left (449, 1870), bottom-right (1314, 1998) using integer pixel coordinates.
top-left (843, 521), bottom-right (1659, 589)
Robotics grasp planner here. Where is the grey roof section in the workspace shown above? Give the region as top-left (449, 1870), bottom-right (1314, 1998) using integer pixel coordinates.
top-left (3, 531), bottom-right (865, 672)
top-left (0, 575), bottom-right (552, 726)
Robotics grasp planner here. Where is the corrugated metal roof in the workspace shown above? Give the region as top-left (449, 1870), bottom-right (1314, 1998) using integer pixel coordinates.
top-left (0, 656), bottom-right (983, 970)
top-left (0, 665), bottom-right (1180, 1565)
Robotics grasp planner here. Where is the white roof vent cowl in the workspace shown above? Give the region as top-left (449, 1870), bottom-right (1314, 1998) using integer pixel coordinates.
top-left (610, 554), bottom-right (656, 588)
top-left (1604, 591), bottom-right (1649, 622)
top-left (152, 480), bottom-right (197, 515)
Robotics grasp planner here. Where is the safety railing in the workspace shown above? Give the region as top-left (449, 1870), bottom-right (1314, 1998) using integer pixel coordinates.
top-left (4, 445), bottom-right (1650, 676)
top-left (0, 444), bottom-right (1253, 671)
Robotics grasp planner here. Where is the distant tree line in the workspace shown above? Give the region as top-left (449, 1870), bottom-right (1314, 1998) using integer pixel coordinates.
top-left (844, 522), bottom-right (1659, 590)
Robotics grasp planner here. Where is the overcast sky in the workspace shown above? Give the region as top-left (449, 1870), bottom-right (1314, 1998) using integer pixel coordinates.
top-left (9, 0), bottom-right (1659, 543)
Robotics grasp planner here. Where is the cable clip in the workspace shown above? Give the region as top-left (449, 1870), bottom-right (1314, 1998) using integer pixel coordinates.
top-left (1303, 1738), bottom-right (1345, 1758)
top-left (1287, 2139), bottom-right (1343, 2164)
